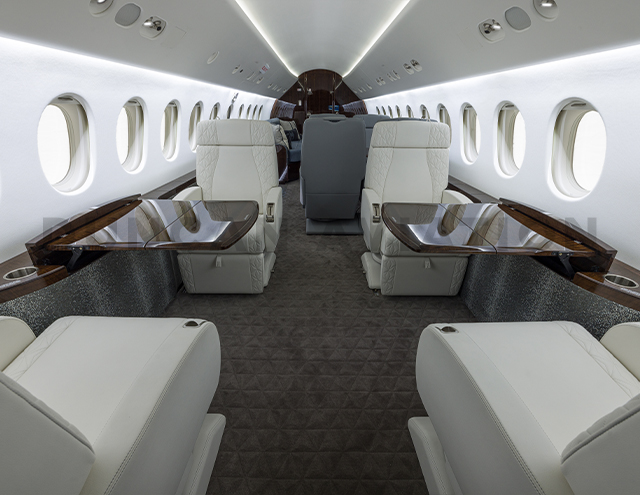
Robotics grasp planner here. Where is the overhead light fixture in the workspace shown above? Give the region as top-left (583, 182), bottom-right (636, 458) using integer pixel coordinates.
top-left (233, 0), bottom-right (298, 76)
top-left (479, 19), bottom-right (506, 42)
top-left (89, 0), bottom-right (114, 16)
top-left (534, 0), bottom-right (559, 19)
top-left (343, 0), bottom-right (411, 77)
top-left (140, 16), bottom-right (166, 39)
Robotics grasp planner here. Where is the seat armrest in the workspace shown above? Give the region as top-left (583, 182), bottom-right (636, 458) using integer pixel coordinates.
top-left (174, 186), bottom-right (203, 201)
top-left (0, 317), bottom-right (35, 370)
top-left (441, 189), bottom-right (474, 205)
top-left (264, 187), bottom-right (283, 252)
top-left (601, 323), bottom-right (640, 380)
top-left (361, 188), bottom-right (383, 253)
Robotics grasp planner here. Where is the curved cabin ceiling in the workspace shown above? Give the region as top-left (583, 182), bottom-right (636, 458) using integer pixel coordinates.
top-left (2, 0), bottom-right (640, 99)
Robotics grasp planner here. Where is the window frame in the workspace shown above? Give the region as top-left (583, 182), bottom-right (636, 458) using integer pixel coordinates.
top-left (161, 100), bottom-right (179, 160)
top-left (462, 104), bottom-right (480, 163)
top-left (551, 100), bottom-right (606, 197)
top-left (237, 104), bottom-right (244, 119)
top-left (497, 102), bottom-right (525, 176)
top-left (118, 98), bottom-right (145, 171)
top-left (406, 105), bottom-right (414, 118)
top-left (38, 95), bottom-right (91, 192)
top-left (210, 102), bottom-right (220, 120)
top-left (420, 104), bottom-right (430, 120)
top-left (188, 101), bottom-right (203, 152)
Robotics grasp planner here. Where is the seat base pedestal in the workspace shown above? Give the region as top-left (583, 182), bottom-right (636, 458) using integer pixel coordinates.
top-left (306, 218), bottom-right (363, 235)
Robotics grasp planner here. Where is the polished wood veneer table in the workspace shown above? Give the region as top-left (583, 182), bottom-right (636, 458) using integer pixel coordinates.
top-left (382, 201), bottom-right (610, 278)
top-left (45, 199), bottom-right (259, 268)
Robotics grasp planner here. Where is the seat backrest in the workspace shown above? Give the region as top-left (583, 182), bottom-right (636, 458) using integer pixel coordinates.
top-left (365, 120), bottom-right (450, 204)
top-left (0, 370), bottom-right (96, 495)
top-left (354, 114), bottom-right (391, 149)
top-left (561, 393), bottom-right (640, 495)
top-left (301, 118), bottom-right (366, 220)
top-left (196, 120), bottom-right (278, 213)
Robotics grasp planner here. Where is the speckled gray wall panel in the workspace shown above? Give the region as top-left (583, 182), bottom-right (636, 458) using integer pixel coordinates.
top-left (0, 251), bottom-right (181, 336)
top-left (461, 255), bottom-right (640, 339)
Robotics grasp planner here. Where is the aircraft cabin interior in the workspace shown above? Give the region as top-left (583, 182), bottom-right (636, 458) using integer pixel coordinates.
top-left (2, 1), bottom-right (640, 494)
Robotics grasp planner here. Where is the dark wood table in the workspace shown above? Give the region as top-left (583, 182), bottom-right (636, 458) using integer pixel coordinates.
top-left (382, 202), bottom-right (604, 278)
top-left (46, 199), bottom-right (259, 268)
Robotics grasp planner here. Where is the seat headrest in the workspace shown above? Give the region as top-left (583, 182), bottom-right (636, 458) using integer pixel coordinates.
top-left (197, 120), bottom-right (274, 147)
top-left (308, 113), bottom-right (347, 120)
top-left (353, 114), bottom-right (391, 128)
top-left (370, 120), bottom-right (450, 149)
top-left (267, 118), bottom-right (281, 125)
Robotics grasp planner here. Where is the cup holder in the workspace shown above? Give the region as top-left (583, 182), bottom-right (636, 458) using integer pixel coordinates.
top-left (3, 266), bottom-right (37, 281)
top-left (604, 274), bottom-right (639, 289)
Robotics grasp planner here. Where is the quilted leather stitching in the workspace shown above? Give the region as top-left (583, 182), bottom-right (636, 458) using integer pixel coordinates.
top-left (381, 258), bottom-right (397, 295)
top-left (448, 258), bottom-right (468, 295)
top-left (381, 227), bottom-right (402, 257)
top-left (427, 149), bottom-right (449, 202)
top-left (4, 316), bottom-right (81, 381)
top-left (178, 255), bottom-right (196, 293)
top-left (249, 255), bottom-right (264, 293)
top-left (252, 146), bottom-right (278, 207)
top-left (251, 121), bottom-right (274, 146)
top-left (196, 145), bottom-right (219, 200)
top-left (558, 322), bottom-right (640, 397)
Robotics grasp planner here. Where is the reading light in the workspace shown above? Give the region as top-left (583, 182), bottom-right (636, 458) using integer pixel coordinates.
top-left (97, 0), bottom-right (107, 3)
top-left (343, 0), bottom-right (411, 77)
top-left (541, 0), bottom-right (555, 6)
top-left (534, 0), bottom-right (559, 19)
top-left (482, 20), bottom-right (502, 33)
top-left (89, 0), bottom-right (114, 16)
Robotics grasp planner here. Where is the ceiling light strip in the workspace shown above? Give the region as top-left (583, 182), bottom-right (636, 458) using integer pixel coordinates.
top-left (233, 0), bottom-right (298, 77)
top-left (343, 0), bottom-right (412, 78)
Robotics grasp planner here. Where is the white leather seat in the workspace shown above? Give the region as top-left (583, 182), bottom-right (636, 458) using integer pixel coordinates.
top-left (0, 315), bottom-right (225, 495)
top-left (410, 321), bottom-right (640, 495)
top-left (360, 120), bottom-right (472, 295)
top-left (175, 119), bottom-right (282, 293)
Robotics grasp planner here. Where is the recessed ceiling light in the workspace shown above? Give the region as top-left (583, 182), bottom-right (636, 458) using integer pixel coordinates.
top-left (233, 0), bottom-right (298, 76)
top-left (207, 52), bottom-right (219, 64)
top-left (534, 0), bottom-right (559, 19)
top-left (343, 0), bottom-right (411, 77)
top-left (89, 0), bottom-right (113, 15)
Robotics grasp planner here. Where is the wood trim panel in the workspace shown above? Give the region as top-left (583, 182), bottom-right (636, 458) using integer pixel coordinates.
top-left (573, 260), bottom-right (640, 312)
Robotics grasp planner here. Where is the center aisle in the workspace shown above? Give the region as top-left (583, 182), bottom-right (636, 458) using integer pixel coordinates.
top-left (164, 180), bottom-right (476, 495)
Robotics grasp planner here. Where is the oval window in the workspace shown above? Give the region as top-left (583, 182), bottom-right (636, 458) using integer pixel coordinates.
top-left (497, 103), bottom-right (526, 175)
top-left (188, 102), bottom-right (203, 152)
top-left (552, 101), bottom-right (606, 196)
top-left (210, 102), bottom-right (220, 120)
top-left (116, 98), bottom-right (145, 171)
top-left (462, 104), bottom-right (481, 163)
top-left (161, 100), bottom-right (179, 160)
top-left (420, 104), bottom-right (430, 120)
top-left (38, 96), bottom-right (91, 191)
top-left (406, 105), bottom-right (414, 118)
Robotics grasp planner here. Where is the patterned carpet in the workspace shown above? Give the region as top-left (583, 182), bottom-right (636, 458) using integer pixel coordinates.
top-left (163, 180), bottom-right (476, 495)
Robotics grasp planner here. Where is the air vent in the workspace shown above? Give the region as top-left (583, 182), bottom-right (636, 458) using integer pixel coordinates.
top-left (505, 7), bottom-right (532, 31)
top-left (411, 59), bottom-right (423, 72)
top-left (232, 65), bottom-right (242, 74)
top-left (207, 51), bottom-right (219, 64)
top-left (114, 3), bottom-right (141, 27)
top-left (479, 19), bottom-right (505, 42)
top-left (393, 70), bottom-right (401, 79)
top-left (403, 63), bottom-right (414, 74)
top-left (246, 71), bottom-right (255, 80)
top-left (366, 84), bottom-right (373, 90)
top-left (256, 76), bottom-right (263, 84)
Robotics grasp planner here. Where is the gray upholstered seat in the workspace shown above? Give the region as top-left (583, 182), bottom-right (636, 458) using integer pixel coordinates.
top-left (300, 116), bottom-right (366, 234)
top-left (353, 114), bottom-right (390, 150)
top-left (410, 321), bottom-right (640, 495)
top-left (308, 113), bottom-right (347, 119)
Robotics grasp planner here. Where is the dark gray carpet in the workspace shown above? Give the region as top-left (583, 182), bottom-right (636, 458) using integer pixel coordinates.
top-left (163, 180), bottom-right (476, 495)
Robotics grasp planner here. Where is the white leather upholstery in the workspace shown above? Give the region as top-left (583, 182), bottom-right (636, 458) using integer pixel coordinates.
top-left (178, 120), bottom-right (282, 293)
top-left (561, 393), bottom-right (640, 495)
top-left (0, 316), bottom-right (35, 370)
top-left (3, 316), bottom-right (224, 495)
top-left (174, 186), bottom-right (203, 201)
top-left (0, 371), bottom-right (95, 495)
top-left (600, 322), bottom-right (640, 380)
top-left (412, 321), bottom-right (640, 495)
top-left (360, 120), bottom-right (471, 295)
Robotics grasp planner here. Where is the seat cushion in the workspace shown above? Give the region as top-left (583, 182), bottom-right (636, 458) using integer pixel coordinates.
top-left (416, 321), bottom-right (640, 495)
top-left (5, 316), bottom-right (221, 495)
